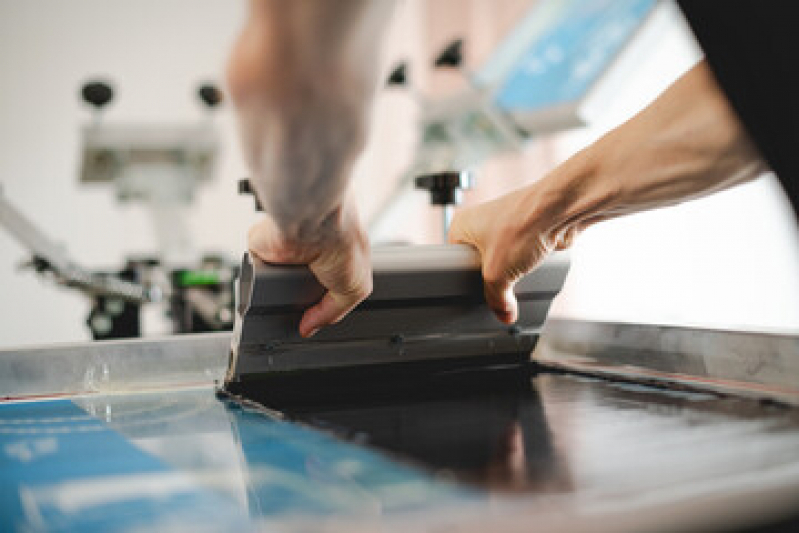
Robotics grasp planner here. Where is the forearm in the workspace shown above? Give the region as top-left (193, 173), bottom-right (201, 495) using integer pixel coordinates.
top-left (530, 61), bottom-right (766, 242)
top-left (228, 0), bottom-right (393, 243)
top-left (449, 62), bottom-right (767, 324)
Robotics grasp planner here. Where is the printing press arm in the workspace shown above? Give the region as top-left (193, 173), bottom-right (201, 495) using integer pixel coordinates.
top-left (0, 184), bottom-right (154, 303)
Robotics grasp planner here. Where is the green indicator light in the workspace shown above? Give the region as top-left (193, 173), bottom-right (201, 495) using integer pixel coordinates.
top-left (179, 271), bottom-right (221, 286)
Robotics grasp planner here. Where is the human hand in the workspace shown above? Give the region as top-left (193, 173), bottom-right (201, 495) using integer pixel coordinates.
top-left (448, 186), bottom-right (576, 325)
top-left (247, 202), bottom-right (372, 338)
top-left (228, 1), bottom-right (392, 339)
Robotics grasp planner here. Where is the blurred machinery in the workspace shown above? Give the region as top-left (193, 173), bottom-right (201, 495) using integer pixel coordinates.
top-left (0, 81), bottom-right (237, 340)
top-left (77, 80), bottom-right (238, 338)
top-left (372, 0), bottom-right (666, 239)
top-left (79, 80), bottom-right (219, 266)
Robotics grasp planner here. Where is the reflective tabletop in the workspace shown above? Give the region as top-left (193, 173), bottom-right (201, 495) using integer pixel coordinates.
top-left (3, 369), bottom-right (799, 532)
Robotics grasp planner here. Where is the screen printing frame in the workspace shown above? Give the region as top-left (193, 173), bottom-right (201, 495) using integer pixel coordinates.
top-left (1, 319), bottom-right (797, 406)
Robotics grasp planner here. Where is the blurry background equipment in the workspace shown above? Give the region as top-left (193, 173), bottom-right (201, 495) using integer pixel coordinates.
top-left (0, 79), bottom-right (238, 340)
top-left (372, 0), bottom-right (662, 238)
top-left (0, 184), bottom-right (156, 339)
top-left (0, 186), bottom-right (161, 314)
top-left (414, 170), bottom-right (474, 238)
top-left (78, 78), bottom-right (238, 337)
top-left (0, 182), bottom-right (236, 340)
top-left (79, 79), bottom-right (219, 266)
top-left (0, 184), bottom-right (154, 305)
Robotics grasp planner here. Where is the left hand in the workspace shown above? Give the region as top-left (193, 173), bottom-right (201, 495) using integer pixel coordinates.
top-left (248, 202), bottom-right (372, 338)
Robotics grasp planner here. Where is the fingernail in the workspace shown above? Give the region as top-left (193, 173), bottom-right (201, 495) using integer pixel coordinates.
top-left (303, 327), bottom-right (320, 338)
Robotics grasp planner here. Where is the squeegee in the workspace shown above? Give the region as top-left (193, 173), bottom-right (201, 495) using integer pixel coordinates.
top-left (223, 245), bottom-right (569, 406)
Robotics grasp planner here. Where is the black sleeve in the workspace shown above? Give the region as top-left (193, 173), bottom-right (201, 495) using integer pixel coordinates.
top-left (677, 1), bottom-right (799, 219)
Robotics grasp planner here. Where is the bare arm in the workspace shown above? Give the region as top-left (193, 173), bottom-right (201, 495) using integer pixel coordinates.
top-left (228, 0), bottom-right (394, 337)
top-left (449, 61), bottom-right (766, 323)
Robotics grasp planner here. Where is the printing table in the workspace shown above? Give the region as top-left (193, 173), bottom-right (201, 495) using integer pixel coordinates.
top-left (2, 320), bottom-right (798, 532)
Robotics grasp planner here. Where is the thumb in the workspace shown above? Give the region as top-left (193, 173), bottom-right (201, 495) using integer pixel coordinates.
top-left (483, 270), bottom-right (519, 324)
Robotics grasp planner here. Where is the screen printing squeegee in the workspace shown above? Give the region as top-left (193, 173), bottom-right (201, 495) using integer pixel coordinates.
top-left (224, 245), bottom-right (569, 401)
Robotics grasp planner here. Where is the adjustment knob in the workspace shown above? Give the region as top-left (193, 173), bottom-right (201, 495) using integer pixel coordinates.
top-left (387, 62), bottom-right (408, 86)
top-left (415, 170), bottom-right (474, 239)
top-left (198, 83), bottom-right (223, 108)
top-left (414, 170), bottom-right (473, 206)
top-left (81, 80), bottom-right (114, 109)
top-left (238, 178), bottom-right (263, 211)
top-left (434, 39), bottom-right (464, 69)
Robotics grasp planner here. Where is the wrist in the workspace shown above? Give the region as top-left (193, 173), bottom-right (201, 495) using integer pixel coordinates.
top-left (520, 145), bottom-right (611, 243)
top-left (247, 199), bottom-right (368, 273)
top-left (266, 198), bottom-right (363, 251)
top-left (248, 107), bottom-right (367, 241)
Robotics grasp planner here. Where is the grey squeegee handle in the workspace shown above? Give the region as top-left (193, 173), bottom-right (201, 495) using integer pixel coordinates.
top-left (236, 244), bottom-right (569, 315)
top-left (227, 244), bottom-right (570, 379)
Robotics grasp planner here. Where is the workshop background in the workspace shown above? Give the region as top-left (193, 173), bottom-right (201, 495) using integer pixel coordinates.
top-left (1, 0), bottom-right (798, 347)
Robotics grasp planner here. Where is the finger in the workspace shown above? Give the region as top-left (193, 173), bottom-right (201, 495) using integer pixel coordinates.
top-left (556, 227), bottom-right (578, 251)
top-left (299, 262), bottom-right (372, 336)
top-left (299, 291), bottom-right (361, 338)
top-left (483, 273), bottom-right (518, 324)
top-left (300, 244), bottom-right (372, 336)
top-left (450, 212), bottom-right (517, 323)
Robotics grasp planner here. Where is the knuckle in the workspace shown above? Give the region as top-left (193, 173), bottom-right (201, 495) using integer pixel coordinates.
top-left (328, 269), bottom-right (372, 307)
top-left (341, 277), bottom-right (372, 303)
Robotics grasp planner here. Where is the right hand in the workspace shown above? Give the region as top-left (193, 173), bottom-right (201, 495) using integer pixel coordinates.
top-left (448, 186), bottom-right (576, 325)
top-left (248, 203), bottom-right (373, 338)
top-left (450, 61), bottom-right (768, 326)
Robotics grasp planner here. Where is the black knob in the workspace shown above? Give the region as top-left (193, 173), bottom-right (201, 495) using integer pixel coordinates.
top-left (238, 178), bottom-right (253, 195)
top-left (238, 178), bottom-right (263, 211)
top-left (198, 83), bottom-right (223, 108)
top-left (434, 39), bottom-right (464, 69)
top-left (387, 62), bottom-right (408, 86)
top-left (81, 80), bottom-right (114, 109)
top-left (414, 170), bottom-right (473, 206)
